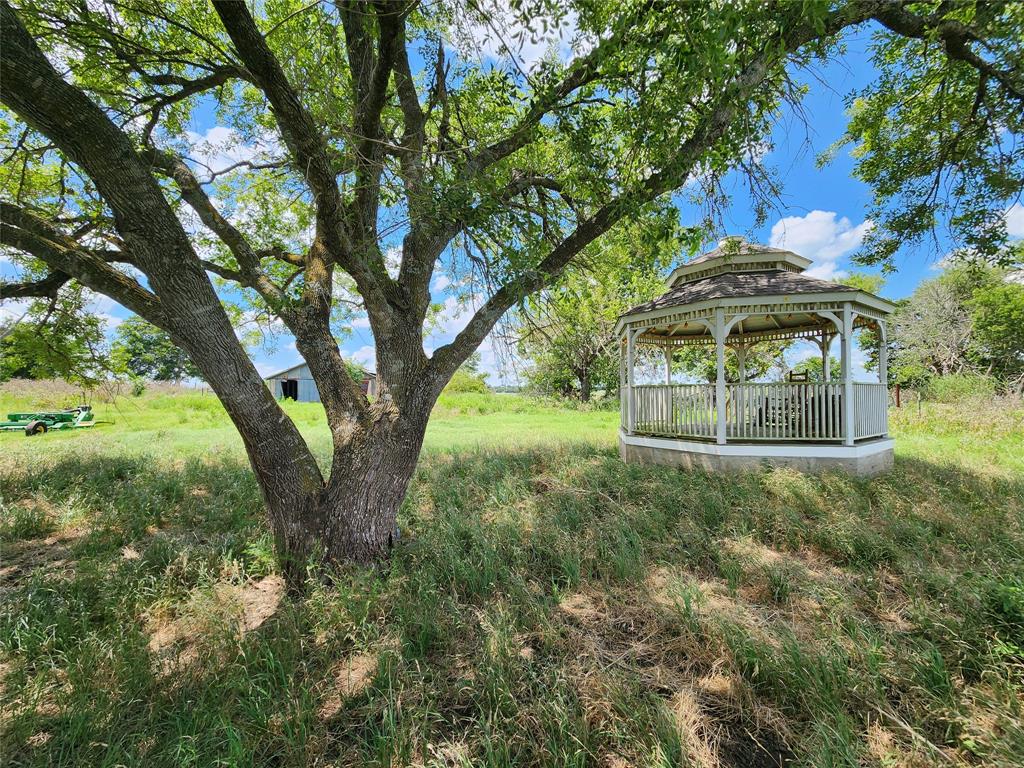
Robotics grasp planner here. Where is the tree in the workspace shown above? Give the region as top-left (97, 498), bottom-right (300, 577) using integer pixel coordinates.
top-left (112, 315), bottom-right (199, 381)
top-left (968, 281), bottom-right (1024, 390)
top-left (0, 288), bottom-right (108, 384)
top-left (791, 355), bottom-right (841, 383)
top-left (443, 352), bottom-right (490, 393)
top-left (892, 274), bottom-right (975, 377)
top-left (887, 264), bottom-right (1022, 386)
top-left (834, 3), bottom-right (1024, 268)
top-left (517, 219), bottom-right (677, 401)
top-left (1, 1), bottom-right (1021, 585)
top-left (672, 341), bottom-right (789, 384)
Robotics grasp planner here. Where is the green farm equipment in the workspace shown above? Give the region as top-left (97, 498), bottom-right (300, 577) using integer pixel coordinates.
top-left (0, 405), bottom-right (96, 436)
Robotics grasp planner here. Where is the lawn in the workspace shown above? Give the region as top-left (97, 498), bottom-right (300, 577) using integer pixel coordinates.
top-left (1, 383), bottom-right (1023, 767)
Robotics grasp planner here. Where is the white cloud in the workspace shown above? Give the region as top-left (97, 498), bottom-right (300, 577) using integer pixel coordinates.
top-left (350, 345), bottom-right (376, 369)
top-left (1006, 202), bottom-right (1024, 239)
top-left (182, 126), bottom-right (281, 177)
top-left (455, 5), bottom-right (589, 72)
top-left (769, 210), bottom-right (873, 280)
top-left (0, 298), bottom-right (31, 324)
top-left (99, 313), bottom-right (123, 330)
top-left (431, 274), bottom-right (451, 293)
top-left (384, 246), bottom-right (401, 279)
top-left (350, 316), bottom-right (371, 329)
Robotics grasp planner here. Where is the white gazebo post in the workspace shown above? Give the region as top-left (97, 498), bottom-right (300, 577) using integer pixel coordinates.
top-left (878, 320), bottom-right (889, 438)
top-left (878, 321), bottom-right (888, 386)
top-left (821, 330), bottom-right (831, 382)
top-left (664, 347), bottom-right (673, 385)
top-left (841, 303), bottom-right (855, 446)
top-left (618, 335), bottom-right (627, 430)
top-left (714, 307), bottom-right (726, 445)
top-left (626, 326), bottom-right (637, 434)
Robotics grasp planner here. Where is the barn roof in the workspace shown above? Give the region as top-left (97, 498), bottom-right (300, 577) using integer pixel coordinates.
top-left (264, 362), bottom-right (376, 380)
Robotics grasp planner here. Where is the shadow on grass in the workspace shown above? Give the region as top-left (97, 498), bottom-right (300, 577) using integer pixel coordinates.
top-left (2, 445), bottom-right (1022, 766)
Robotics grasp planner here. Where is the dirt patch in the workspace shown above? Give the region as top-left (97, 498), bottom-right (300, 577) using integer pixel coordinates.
top-left (147, 574), bottom-right (285, 674)
top-left (558, 591), bottom-right (605, 623)
top-left (0, 526), bottom-right (86, 591)
top-left (318, 651), bottom-right (379, 719)
top-left (230, 574), bottom-right (285, 633)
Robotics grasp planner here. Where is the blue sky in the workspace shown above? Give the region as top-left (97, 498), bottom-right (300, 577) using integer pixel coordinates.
top-left (3, 17), bottom-right (1022, 385)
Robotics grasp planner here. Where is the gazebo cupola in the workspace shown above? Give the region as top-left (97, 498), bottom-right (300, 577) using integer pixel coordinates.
top-left (615, 237), bottom-right (896, 476)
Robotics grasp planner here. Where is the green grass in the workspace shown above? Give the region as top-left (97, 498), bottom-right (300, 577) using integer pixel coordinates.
top-left (1, 384), bottom-right (1023, 767)
top-left (0, 387), bottom-right (618, 460)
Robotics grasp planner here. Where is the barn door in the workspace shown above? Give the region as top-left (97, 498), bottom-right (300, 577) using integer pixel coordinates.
top-left (281, 379), bottom-right (298, 400)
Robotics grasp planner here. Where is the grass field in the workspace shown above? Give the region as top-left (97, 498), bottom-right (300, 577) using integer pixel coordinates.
top-left (1, 382), bottom-right (1023, 767)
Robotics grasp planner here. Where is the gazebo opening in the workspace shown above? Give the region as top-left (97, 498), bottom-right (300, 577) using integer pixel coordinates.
top-left (616, 237), bottom-right (895, 476)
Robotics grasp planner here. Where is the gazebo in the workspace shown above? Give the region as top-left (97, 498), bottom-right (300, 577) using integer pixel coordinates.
top-left (615, 237), bottom-right (896, 475)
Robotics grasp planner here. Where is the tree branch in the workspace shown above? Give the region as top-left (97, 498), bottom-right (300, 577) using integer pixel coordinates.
top-left (429, 0), bottom-right (881, 379)
top-left (0, 269), bottom-right (70, 300)
top-left (871, 3), bottom-right (1024, 106)
top-left (1, 202), bottom-right (163, 320)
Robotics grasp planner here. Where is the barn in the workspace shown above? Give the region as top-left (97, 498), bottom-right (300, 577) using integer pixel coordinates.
top-left (265, 362), bottom-right (378, 402)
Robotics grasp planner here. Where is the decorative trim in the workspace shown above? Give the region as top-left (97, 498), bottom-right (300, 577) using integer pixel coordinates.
top-left (614, 290), bottom-right (895, 337)
top-left (619, 430), bottom-right (894, 459)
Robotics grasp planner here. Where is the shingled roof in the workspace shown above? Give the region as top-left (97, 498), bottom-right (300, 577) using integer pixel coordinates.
top-left (685, 238), bottom-right (793, 266)
top-left (622, 267), bottom-right (858, 317)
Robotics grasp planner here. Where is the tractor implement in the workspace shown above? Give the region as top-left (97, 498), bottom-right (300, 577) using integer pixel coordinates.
top-left (0, 405), bottom-right (96, 436)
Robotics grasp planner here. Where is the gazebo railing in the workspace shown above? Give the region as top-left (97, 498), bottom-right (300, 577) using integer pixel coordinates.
top-left (628, 382), bottom-right (887, 442)
top-left (853, 382), bottom-right (888, 439)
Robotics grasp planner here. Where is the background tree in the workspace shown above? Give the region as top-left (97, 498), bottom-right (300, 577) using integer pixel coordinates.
top-left (672, 341), bottom-right (789, 384)
top-left (517, 218), bottom-right (677, 401)
top-left (967, 280), bottom-right (1024, 391)
top-left (111, 315), bottom-right (199, 382)
top-left (887, 263), bottom-right (1024, 389)
top-left (790, 355), bottom-right (842, 383)
top-left (0, 288), bottom-right (108, 384)
top-left (2, 1), bottom-right (1021, 584)
top-left (443, 353), bottom-right (490, 393)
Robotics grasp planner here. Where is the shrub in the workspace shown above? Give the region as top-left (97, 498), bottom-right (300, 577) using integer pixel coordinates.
top-left (443, 368), bottom-right (490, 394)
top-left (925, 373), bottom-right (997, 403)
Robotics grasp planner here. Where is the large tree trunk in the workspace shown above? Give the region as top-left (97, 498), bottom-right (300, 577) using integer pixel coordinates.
top-left (260, 408), bottom-right (431, 587)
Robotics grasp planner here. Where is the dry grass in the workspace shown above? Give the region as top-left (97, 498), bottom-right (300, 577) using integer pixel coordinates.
top-left (1, 393), bottom-right (1022, 766)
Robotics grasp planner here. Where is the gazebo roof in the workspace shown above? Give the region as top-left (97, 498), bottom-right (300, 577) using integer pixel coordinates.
top-left (622, 269), bottom-right (858, 317)
top-left (616, 236), bottom-right (896, 345)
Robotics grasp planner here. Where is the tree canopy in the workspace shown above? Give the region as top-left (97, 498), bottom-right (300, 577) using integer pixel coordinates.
top-left (888, 263), bottom-right (1024, 390)
top-left (0, 287), bottom-right (108, 384)
top-left (517, 218), bottom-right (677, 400)
top-left (111, 315), bottom-right (199, 382)
top-left (1, 0), bottom-right (1021, 579)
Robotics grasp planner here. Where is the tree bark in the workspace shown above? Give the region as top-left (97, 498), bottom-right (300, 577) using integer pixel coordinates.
top-left (265, 410), bottom-right (430, 586)
top-left (579, 370), bottom-right (592, 402)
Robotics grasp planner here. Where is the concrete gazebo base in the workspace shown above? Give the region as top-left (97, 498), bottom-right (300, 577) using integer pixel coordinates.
top-left (619, 431), bottom-right (895, 476)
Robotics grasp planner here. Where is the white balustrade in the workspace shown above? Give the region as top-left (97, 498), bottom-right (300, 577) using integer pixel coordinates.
top-left (629, 381), bottom-right (888, 442)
